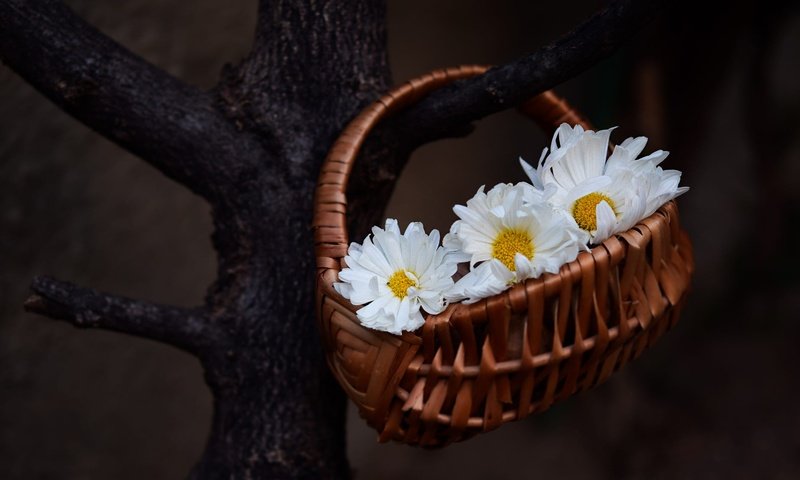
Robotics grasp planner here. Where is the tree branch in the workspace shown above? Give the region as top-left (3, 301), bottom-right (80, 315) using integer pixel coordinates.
top-left (393, 0), bottom-right (666, 143)
top-left (0, 0), bottom-right (265, 201)
top-left (24, 276), bottom-right (220, 355)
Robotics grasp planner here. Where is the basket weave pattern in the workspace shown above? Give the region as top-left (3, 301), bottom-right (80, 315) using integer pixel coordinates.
top-left (313, 66), bottom-right (694, 447)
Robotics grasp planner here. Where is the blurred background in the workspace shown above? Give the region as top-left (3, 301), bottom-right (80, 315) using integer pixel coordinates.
top-left (2, 0), bottom-right (799, 478)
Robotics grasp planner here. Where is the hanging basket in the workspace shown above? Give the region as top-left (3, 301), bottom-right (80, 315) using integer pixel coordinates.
top-left (312, 65), bottom-right (694, 447)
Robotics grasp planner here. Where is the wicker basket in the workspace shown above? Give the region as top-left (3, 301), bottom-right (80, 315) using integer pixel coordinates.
top-left (312, 65), bottom-right (694, 447)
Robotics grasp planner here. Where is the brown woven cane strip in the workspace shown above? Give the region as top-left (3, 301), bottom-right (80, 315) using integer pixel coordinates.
top-left (312, 66), bottom-right (693, 446)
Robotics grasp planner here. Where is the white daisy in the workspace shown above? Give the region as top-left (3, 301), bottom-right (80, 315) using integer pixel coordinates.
top-left (334, 219), bottom-right (457, 334)
top-left (444, 183), bottom-right (583, 304)
top-left (521, 123), bottom-right (686, 244)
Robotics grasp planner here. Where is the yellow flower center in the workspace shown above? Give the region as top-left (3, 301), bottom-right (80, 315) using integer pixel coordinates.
top-left (387, 270), bottom-right (417, 299)
top-left (491, 228), bottom-right (535, 271)
top-left (572, 192), bottom-right (617, 231)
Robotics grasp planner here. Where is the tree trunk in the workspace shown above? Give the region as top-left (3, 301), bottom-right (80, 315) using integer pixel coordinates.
top-left (190, 3), bottom-right (393, 477)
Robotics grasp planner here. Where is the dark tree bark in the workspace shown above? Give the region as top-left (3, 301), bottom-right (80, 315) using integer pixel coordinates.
top-left (0, 0), bottom-right (662, 477)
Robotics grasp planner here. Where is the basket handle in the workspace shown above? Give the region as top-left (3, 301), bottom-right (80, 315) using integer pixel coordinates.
top-left (313, 65), bottom-right (591, 270)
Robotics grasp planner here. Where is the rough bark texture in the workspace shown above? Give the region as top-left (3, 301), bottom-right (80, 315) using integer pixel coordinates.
top-left (0, 0), bottom-right (659, 477)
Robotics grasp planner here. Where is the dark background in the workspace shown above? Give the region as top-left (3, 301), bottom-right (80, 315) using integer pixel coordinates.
top-left (2, 1), bottom-right (799, 478)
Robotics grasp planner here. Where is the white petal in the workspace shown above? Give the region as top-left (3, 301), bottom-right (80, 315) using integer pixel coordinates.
top-left (356, 294), bottom-right (394, 319)
top-left (619, 136), bottom-right (648, 158)
top-left (445, 260), bottom-right (514, 304)
top-left (592, 200), bottom-right (618, 244)
top-left (520, 157), bottom-right (544, 189)
top-left (514, 253), bottom-right (537, 281)
top-left (393, 297), bottom-right (413, 333)
top-left (383, 218), bottom-right (400, 235)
